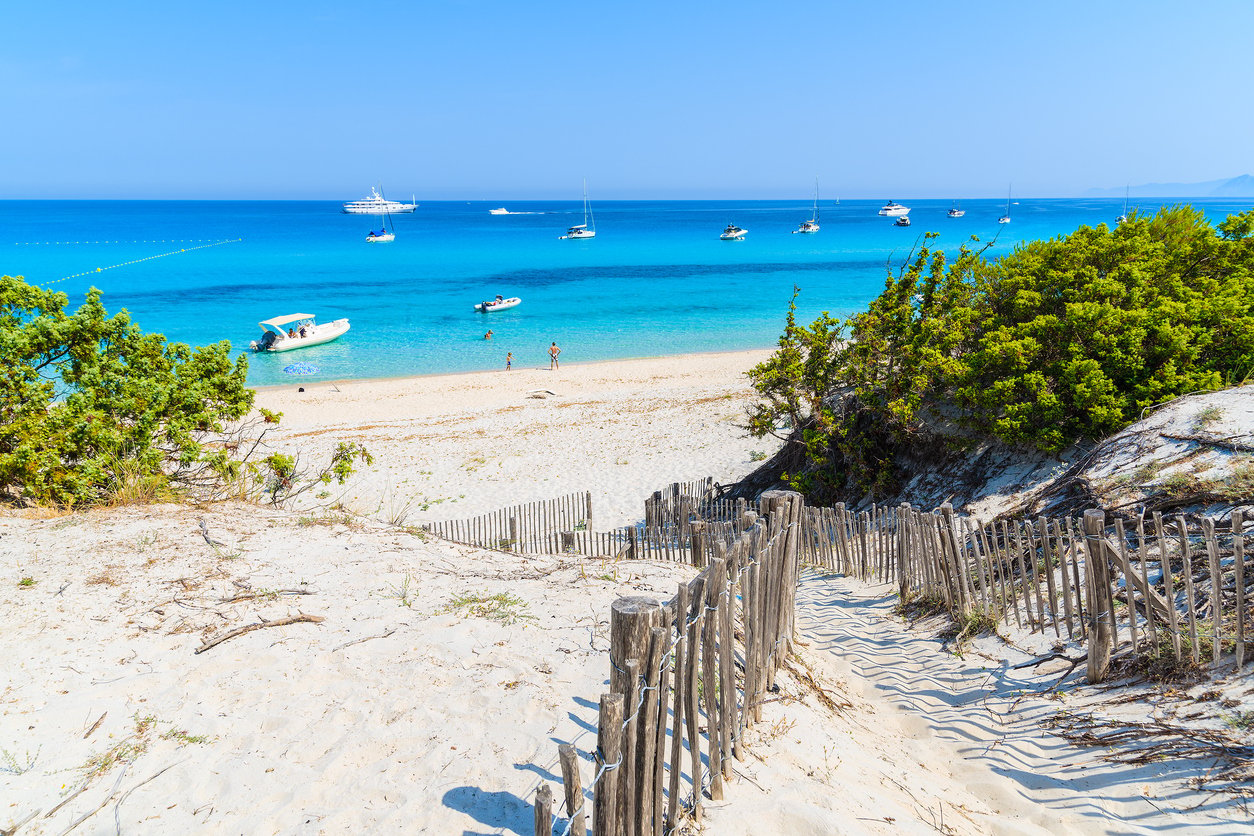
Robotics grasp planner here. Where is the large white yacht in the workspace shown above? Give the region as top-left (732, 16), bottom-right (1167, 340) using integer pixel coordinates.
top-left (341, 187), bottom-right (418, 214)
top-left (878, 201), bottom-right (910, 217)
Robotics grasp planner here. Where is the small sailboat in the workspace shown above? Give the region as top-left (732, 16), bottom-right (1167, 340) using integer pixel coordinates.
top-left (793, 180), bottom-right (821, 234)
top-left (559, 180), bottom-right (596, 239)
top-left (1116, 186), bottom-right (1129, 224)
top-left (947, 200), bottom-right (965, 218)
top-left (720, 224), bottom-right (747, 240)
top-left (366, 189), bottom-right (396, 242)
top-left (998, 185), bottom-right (1012, 224)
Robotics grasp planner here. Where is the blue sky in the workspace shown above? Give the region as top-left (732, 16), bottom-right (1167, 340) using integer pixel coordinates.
top-left (2, 1), bottom-right (1251, 199)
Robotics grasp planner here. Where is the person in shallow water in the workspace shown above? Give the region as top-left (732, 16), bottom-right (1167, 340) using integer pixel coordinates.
top-left (484, 330), bottom-right (493, 340)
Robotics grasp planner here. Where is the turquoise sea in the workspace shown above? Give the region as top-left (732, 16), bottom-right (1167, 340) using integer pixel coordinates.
top-left (3, 197), bottom-right (1251, 387)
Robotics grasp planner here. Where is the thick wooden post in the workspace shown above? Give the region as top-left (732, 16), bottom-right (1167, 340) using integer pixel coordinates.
top-left (689, 521), bottom-right (708, 569)
top-left (636, 627), bottom-right (665, 836)
top-left (1082, 510), bottom-right (1114, 683)
top-left (559, 745), bottom-right (585, 836)
top-left (535, 783), bottom-right (553, 836)
top-left (594, 693), bottom-right (623, 836)
top-left (609, 597), bottom-right (662, 833)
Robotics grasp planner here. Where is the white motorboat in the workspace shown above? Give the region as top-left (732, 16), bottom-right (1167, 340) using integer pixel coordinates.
top-left (998, 185), bottom-right (1012, 224)
top-left (474, 295), bottom-right (522, 312)
top-left (341, 186), bottom-right (418, 214)
top-left (489, 207), bottom-right (510, 215)
top-left (793, 180), bottom-right (821, 233)
top-left (720, 224), bottom-right (747, 240)
top-left (250, 313), bottom-right (350, 352)
top-left (878, 201), bottom-right (910, 217)
top-left (894, 215), bottom-right (911, 227)
top-left (560, 180), bottom-right (596, 239)
top-left (947, 201), bottom-right (965, 218)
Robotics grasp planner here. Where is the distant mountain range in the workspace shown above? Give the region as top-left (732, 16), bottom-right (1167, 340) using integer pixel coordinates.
top-left (1086, 175), bottom-right (1254, 198)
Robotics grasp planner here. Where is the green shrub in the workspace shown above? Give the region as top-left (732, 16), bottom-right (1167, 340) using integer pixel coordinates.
top-left (0, 276), bottom-right (369, 507)
top-left (749, 206), bottom-right (1254, 499)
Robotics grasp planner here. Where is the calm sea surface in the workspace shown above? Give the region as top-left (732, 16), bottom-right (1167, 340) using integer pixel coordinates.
top-left (3, 197), bottom-right (1250, 386)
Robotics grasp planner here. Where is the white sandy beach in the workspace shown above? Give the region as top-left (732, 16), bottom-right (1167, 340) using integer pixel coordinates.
top-left (252, 350), bottom-right (780, 526)
top-left (2, 350), bottom-right (1248, 835)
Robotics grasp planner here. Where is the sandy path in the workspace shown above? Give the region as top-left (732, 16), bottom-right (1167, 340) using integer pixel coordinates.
top-left (705, 572), bottom-right (1247, 835)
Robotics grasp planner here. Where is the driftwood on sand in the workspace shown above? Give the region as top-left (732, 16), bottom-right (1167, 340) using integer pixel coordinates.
top-left (194, 614), bottom-right (324, 654)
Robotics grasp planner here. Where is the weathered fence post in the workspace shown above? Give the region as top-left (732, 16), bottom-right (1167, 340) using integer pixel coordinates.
top-left (534, 783), bottom-right (553, 836)
top-left (558, 744), bottom-right (585, 836)
top-left (509, 516), bottom-right (519, 552)
top-left (690, 521), bottom-right (708, 569)
top-left (594, 693), bottom-right (623, 836)
top-left (609, 597), bottom-right (663, 832)
top-left (898, 503), bottom-right (912, 600)
top-left (1235, 510), bottom-right (1247, 669)
top-left (1082, 510), bottom-right (1115, 683)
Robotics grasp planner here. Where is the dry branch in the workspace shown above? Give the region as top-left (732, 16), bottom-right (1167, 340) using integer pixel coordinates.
top-left (194, 614), bottom-right (324, 654)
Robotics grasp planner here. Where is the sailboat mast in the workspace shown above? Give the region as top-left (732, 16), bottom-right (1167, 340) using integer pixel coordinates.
top-left (583, 178), bottom-right (594, 231)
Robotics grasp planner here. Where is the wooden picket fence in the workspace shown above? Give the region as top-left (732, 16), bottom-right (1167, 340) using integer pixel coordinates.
top-left (533, 491), bottom-right (804, 836)
top-left (427, 480), bottom-right (752, 563)
top-left (800, 502), bottom-right (1252, 678)
top-left (431, 484), bottom-right (1252, 679)
top-left (431, 480), bottom-right (1250, 834)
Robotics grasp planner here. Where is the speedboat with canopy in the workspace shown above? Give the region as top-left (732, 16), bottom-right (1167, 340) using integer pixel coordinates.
top-left (250, 313), bottom-right (350, 352)
top-left (719, 224), bottom-right (747, 240)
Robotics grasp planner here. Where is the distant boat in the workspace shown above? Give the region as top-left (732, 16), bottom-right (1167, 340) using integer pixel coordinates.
top-left (560, 180), bottom-right (596, 239)
top-left (894, 215), bottom-right (911, 227)
top-left (947, 201), bottom-right (965, 218)
top-left (366, 193), bottom-right (396, 243)
top-left (878, 201), bottom-right (910, 217)
top-left (998, 185), bottom-right (1012, 224)
top-left (793, 180), bottom-right (821, 234)
top-left (720, 223), bottom-right (747, 240)
top-left (474, 295), bottom-right (522, 312)
top-left (489, 207), bottom-right (510, 215)
top-left (342, 186), bottom-right (418, 214)
top-left (1116, 186), bottom-right (1129, 224)
top-left (250, 313), bottom-right (350, 352)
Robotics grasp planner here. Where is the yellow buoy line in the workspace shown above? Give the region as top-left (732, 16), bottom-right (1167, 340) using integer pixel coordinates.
top-left (49, 238), bottom-right (243, 285)
top-left (14, 238), bottom-right (231, 246)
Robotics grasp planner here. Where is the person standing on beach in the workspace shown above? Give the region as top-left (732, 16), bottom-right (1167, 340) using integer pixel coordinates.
top-left (506, 352), bottom-right (512, 371)
top-left (548, 342), bottom-right (561, 370)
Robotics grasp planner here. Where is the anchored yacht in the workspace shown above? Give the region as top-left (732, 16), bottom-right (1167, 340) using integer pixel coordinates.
top-left (878, 201), bottom-right (910, 217)
top-left (341, 187), bottom-right (418, 215)
top-left (720, 224), bottom-right (747, 240)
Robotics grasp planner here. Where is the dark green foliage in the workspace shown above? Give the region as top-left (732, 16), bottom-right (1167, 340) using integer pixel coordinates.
top-left (0, 276), bottom-right (255, 505)
top-left (0, 275), bottom-right (368, 508)
top-left (748, 206), bottom-right (1254, 500)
